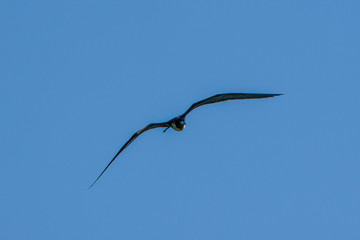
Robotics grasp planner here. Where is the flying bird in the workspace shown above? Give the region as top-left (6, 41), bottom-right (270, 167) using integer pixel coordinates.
top-left (90, 92), bottom-right (282, 188)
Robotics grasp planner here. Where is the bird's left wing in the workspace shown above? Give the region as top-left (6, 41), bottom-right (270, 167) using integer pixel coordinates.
top-left (89, 122), bottom-right (170, 188)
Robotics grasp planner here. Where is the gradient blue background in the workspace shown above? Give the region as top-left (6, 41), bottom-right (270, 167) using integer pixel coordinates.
top-left (1, 1), bottom-right (359, 239)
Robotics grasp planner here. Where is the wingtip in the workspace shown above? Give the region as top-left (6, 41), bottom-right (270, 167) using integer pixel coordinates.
top-left (88, 175), bottom-right (102, 189)
top-left (88, 182), bottom-right (96, 190)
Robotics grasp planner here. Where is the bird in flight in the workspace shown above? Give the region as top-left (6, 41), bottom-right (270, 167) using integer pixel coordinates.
top-left (90, 92), bottom-right (282, 188)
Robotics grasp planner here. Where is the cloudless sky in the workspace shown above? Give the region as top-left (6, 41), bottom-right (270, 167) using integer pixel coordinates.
top-left (1, 0), bottom-right (359, 239)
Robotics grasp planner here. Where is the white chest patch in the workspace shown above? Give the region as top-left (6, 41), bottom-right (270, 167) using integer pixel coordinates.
top-left (171, 122), bottom-right (185, 131)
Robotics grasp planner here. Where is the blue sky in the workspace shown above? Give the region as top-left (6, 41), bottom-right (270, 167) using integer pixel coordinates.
top-left (1, 0), bottom-right (359, 239)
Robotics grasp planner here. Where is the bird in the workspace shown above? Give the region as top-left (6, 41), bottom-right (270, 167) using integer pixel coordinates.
top-left (89, 92), bottom-right (282, 188)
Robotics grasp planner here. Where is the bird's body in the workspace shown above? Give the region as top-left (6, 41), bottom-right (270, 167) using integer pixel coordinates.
top-left (170, 117), bottom-right (186, 131)
top-left (90, 92), bottom-right (282, 188)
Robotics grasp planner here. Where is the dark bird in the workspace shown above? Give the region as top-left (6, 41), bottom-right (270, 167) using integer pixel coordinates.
top-left (90, 92), bottom-right (282, 188)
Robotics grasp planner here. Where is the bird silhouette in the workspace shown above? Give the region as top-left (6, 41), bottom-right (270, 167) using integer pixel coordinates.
top-left (90, 92), bottom-right (282, 188)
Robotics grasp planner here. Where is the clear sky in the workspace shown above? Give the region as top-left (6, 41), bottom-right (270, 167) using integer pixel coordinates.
top-left (1, 0), bottom-right (359, 239)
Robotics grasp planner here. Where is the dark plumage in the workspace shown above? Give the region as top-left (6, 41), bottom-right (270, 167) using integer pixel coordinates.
top-left (90, 93), bottom-right (282, 188)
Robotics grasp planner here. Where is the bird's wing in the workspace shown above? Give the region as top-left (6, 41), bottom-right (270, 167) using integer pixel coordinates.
top-left (182, 93), bottom-right (282, 117)
top-left (89, 122), bottom-right (170, 188)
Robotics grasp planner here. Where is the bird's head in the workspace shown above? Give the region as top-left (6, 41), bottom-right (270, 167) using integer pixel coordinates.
top-left (171, 118), bottom-right (186, 131)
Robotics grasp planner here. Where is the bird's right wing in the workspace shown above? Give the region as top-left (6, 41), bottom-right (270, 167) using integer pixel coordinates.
top-left (89, 122), bottom-right (170, 188)
top-left (182, 93), bottom-right (282, 117)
